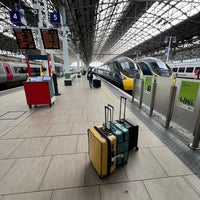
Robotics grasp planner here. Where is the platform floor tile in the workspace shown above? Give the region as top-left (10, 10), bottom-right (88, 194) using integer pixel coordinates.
top-left (20, 115), bottom-right (52, 126)
top-left (0, 157), bottom-right (51, 195)
top-left (100, 181), bottom-right (151, 200)
top-left (40, 154), bottom-right (86, 190)
top-left (19, 125), bottom-right (51, 138)
top-left (150, 146), bottom-right (193, 176)
top-left (138, 131), bottom-right (165, 148)
top-left (0, 127), bottom-right (12, 138)
top-left (45, 123), bottom-right (73, 136)
top-left (9, 137), bottom-right (51, 158)
top-left (144, 176), bottom-right (200, 200)
top-left (125, 148), bottom-right (167, 180)
top-left (0, 139), bottom-right (24, 159)
top-left (76, 135), bottom-right (88, 153)
top-left (0, 160), bottom-right (16, 180)
top-left (2, 126), bottom-right (29, 139)
top-left (85, 155), bottom-right (128, 186)
top-left (184, 175), bottom-right (200, 196)
top-left (46, 116), bottom-right (70, 124)
top-left (51, 186), bottom-right (100, 200)
top-left (71, 122), bottom-right (94, 135)
top-left (67, 114), bottom-right (88, 123)
top-left (1, 191), bottom-right (52, 200)
top-left (87, 114), bottom-right (104, 123)
top-left (44, 135), bottom-right (78, 155)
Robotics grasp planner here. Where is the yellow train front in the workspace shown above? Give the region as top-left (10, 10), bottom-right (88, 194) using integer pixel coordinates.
top-left (119, 71), bottom-right (135, 91)
top-left (97, 57), bottom-right (140, 93)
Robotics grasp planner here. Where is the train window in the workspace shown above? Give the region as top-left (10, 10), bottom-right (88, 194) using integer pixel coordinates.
top-left (120, 61), bottom-right (136, 70)
top-left (108, 63), bottom-right (115, 76)
top-left (186, 67), bottom-right (194, 73)
top-left (0, 65), bottom-right (4, 74)
top-left (195, 67), bottom-right (200, 71)
top-left (13, 67), bottom-right (21, 74)
top-left (178, 67), bottom-right (185, 72)
top-left (172, 68), bottom-right (178, 72)
top-left (109, 63), bottom-right (115, 72)
top-left (137, 62), bottom-right (152, 75)
top-left (150, 61), bottom-right (169, 70)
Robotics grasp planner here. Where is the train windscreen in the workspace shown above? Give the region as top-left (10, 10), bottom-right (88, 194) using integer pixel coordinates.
top-left (119, 60), bottom-right (139, 78)
top-left (149, 60), bottom-right (172, 77)
top-left (150, 61), bottom-right (170, 70)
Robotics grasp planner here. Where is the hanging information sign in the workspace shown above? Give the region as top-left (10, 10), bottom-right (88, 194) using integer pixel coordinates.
top-left (40, 29), bottom-right (60, 49)
top-left (14, 28), bottom-right (36, 49)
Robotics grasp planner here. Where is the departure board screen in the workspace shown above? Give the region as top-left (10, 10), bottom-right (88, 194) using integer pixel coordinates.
top-left (40, 29), bottom-right (60, 49)
top-left (14, 28), bottom-right (36, 49)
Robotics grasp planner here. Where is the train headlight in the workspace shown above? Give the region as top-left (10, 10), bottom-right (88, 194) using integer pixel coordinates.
top-left (120, 75), bottom-right (126, 80)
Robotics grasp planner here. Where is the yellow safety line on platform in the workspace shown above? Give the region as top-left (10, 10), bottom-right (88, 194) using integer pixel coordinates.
top-left (101, 88), bottom-right (111, 101)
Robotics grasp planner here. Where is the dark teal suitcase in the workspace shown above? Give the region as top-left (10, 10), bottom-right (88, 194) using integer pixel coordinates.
top-left (105, 106), bottom-right (129, 166)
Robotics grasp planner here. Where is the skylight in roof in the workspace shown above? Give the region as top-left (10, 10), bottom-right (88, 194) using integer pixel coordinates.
top-left (102, 0), bottom-right (200, 62)
top-left (93, 0), bottom-right (130, 58)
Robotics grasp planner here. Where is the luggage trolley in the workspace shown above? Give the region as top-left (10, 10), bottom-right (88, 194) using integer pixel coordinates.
top-left (23, 54), bottom-right (55, 109)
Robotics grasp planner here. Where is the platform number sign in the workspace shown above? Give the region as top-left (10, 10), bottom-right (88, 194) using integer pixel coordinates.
top-left (10, 11), bottom-right (21, 23)
top-left (50, 12), bottom-right (61, 25)
top-left (10, 11), bottom-right (27, 26)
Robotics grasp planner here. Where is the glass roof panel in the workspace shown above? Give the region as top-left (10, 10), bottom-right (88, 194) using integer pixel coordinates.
top-left (101, 1), bottom-right (200, 62)
top-left (93, 0), bottom-right (130, 56)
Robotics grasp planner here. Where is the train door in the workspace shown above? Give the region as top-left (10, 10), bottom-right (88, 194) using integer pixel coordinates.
top-left (3, 63), bottom-right (13, 81)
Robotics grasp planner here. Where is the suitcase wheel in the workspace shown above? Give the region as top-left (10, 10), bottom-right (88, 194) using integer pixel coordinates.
top-left (135, 146), bottom-right (139, 151)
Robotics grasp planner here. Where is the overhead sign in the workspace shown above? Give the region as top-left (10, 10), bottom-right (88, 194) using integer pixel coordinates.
top-left (50, 12), bottom-right (61, 25)
top-left (14, 28), bottom-right (36, 49)
top-left (40, 29), bottom-right (60, 49)
top-left (10, 10), bottom-right (27, 26)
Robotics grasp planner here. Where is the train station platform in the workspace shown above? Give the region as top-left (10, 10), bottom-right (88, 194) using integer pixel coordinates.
top-left (0, 75), bottom-right (200, 200)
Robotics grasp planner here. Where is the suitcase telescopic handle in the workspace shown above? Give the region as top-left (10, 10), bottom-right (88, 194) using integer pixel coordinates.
top-left (119, 96), bottom-right (126, 120)
top-left (104, 106), bottom-right (112, 130)
top-left (107, 104), bottom-right (114, 122)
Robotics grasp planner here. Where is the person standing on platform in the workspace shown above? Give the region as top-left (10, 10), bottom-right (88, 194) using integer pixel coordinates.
top-left (87, 68), bottom-right (94, 88)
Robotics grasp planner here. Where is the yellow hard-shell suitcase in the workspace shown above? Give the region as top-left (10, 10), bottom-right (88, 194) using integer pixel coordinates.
top-left (88, 126), bottom-right (117, 178)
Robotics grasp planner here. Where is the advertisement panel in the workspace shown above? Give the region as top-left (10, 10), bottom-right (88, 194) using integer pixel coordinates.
top-left (177, 81), bottom-right (200, 112)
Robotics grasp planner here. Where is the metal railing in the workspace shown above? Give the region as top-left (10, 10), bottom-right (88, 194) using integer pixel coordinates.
top-left (132, 76), bottom-right (200, 150)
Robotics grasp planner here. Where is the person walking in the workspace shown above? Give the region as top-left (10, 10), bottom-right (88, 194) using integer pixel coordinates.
top-left (87, 68), bottom-right (94, 88)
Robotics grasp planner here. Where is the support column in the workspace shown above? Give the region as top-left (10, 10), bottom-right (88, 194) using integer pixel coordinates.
top-left (59, 3), bottom-right (71, 86)
top-left (131, 78), bottom-right (136, 103)
top-left (63, 35), bottom-right (72, 86)
top-left (37, 2), bottom-right (47, 73)
top-left (139, 78), bottom-right (144, 108)
top-left (76, 41), bottom-right (81, 78)
top-left (189, 109), bottom-right (200, 150)
top-left (77, 52), bottom-right (81, 78)
top-left (165, 84), bottom-right (177, 128)
top-left (149, 81), bottom-right (157, 116)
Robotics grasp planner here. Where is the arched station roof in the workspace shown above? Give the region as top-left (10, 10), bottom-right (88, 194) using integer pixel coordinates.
top-left (1, 0), bottom-right (200, 64)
